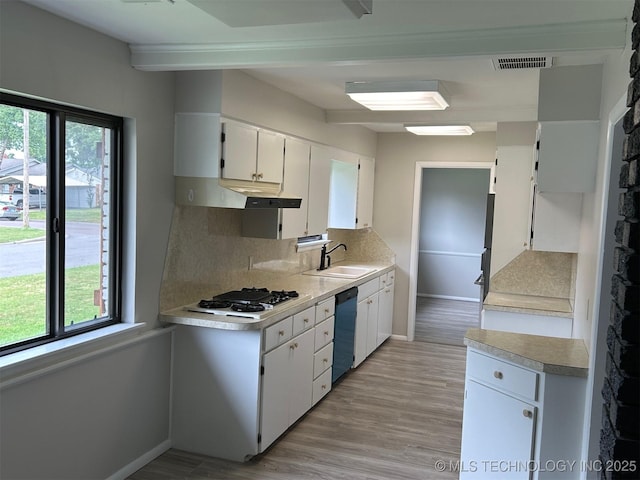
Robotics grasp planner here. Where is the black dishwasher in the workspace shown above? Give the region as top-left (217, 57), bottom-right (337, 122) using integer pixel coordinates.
top-left (332, 287), bottom-right (357, 383)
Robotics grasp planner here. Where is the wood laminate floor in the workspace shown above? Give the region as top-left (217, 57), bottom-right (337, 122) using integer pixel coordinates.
top-left (414, 297), bottom-right (481, 347)
top-left (128, 339), bottom-right (466, 480)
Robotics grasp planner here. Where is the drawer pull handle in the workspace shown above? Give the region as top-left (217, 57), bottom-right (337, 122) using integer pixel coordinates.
top-left (279, 330), bottom-right (285, 336)
top-left (290, 344), bottom-right (295, 350)
top-left (523, 409), bottom-right (533, 418)
top-left (323, 358), bottom-right (328, 363)
top-left (324, 331), bottom-right (329, 336)
top-left (324, 308), bottom-right (330, 314)
top-left (321, 384), bottom-right (327, 390)
top-left (304, 318), bottom-right (309, 323)
top-left (493, 371), bottom-right (503, 379)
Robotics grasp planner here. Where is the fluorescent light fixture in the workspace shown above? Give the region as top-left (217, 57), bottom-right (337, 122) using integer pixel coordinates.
top-left (404, 125), bottom-right (475, 136)
top-left (345, 80), bottom-right (449, 111)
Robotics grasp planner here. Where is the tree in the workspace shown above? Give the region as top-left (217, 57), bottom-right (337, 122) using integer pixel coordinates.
top-left (0, 104), bottom-right (46, 169)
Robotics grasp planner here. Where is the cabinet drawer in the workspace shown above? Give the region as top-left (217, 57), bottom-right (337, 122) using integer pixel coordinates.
top-left (292, 306), bottom-right (315, 336)
top-left (312, 368), bottom-right (332, 405)
top-left (380, 269), bottom-right (395, 288)
top-left (466, 350), bottom-right (538, 401)
top-left (315, 298), bottom-right (335, 324)
top-left (359, 277), bottom-right (380, 299)
top-left (264, 316), bottom-right (293, 352)
top-left (315, 317), bottom-right (335, 350)
top-left (313, 342), bottom-right (334, 379)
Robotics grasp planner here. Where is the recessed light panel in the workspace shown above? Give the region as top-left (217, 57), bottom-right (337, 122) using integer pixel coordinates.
top-left (346, 80), bottom-right (449, 111)
top-left (404, 125), bottom-right (475, 136)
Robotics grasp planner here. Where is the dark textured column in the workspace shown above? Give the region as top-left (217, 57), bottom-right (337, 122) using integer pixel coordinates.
top-left (600, 2), bottom-right (640, 477)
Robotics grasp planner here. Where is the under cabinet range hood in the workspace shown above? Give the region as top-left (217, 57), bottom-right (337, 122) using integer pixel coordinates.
top-left (175, 176), bottom-right (302, 209)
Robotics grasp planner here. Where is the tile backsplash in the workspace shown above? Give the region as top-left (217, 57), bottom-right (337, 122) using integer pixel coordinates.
top-left (159, 206), bottom-right (395, 311)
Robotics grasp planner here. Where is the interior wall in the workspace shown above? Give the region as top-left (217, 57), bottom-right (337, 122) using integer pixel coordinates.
top-left (575, 11), bottom-right (634, 469)
top-left (0, 2), bottom-right (175, 478)
top-left (417, 168), bottom-right (490, 300)
top-left (374, 132), bottom-right (497, 336)
top-left (221, 70), bottom-right (377, 157)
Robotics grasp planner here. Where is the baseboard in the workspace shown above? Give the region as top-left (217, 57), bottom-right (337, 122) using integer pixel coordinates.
top-left (391, 334), bottom-right (408, 341)
top-left (107, 438), bottom-right (171, 480)
top-left (417, 293), bottom-right (479, 303)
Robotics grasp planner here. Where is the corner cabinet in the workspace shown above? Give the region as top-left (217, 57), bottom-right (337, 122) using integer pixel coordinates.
top-left (460, 348), bottom-right (586, 479)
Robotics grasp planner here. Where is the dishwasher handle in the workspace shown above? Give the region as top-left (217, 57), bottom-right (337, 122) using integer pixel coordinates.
top-left (474, 273), bottom-right (484, 286)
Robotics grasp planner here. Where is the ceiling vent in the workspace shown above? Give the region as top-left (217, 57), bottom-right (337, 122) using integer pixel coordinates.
top-left (492, 56), bottom-right (553, 70)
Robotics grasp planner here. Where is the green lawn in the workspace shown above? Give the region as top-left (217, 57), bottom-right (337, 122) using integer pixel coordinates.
top-left (0, 264), bottom-right (102, 347)
top-left (0, 226), bottom-right (45, 243)
top-left (0, 208), bottom-right (101, 244)
top-left (27, 207), bottom-right (101, 223)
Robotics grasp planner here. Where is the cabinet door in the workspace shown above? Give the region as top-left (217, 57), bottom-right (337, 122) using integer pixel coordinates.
top-left (531, 191), bottom-right (581, 253)
top-left (537, 121), bottom-right (599, 193)
top-left (378, 282), bottom-right (394, 347)
top-left (287, 328), bottom-right (315, 425)
top-left (354, 298), bottom-right (368, 367)
top-left (257, 130), bottom-right (285, 184)
top-left (261, 340), bottom-right (292, 450)
top-left (460, 380), bottom-right (536, 479)
top-left (328, 158), bottom-right (358, 229)
top-left (356, 156), bottom-right (375, 229)
top-left (365, 292), bottom-right (379, 357)
top-left (261, 329), bottom-right (314, 451)
top-left (221, 122), bottom-right (258, 181)
top-left (280, 138), bottom-right (311, 239)
top-left (307, 145), bottom-right (332, 236)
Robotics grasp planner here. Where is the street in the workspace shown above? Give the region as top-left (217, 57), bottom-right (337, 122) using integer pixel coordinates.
top-left (0, 220), bottom-right (101, 278)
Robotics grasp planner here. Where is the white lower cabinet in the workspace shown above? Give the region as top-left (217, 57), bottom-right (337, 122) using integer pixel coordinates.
top-left (460, 348), bottom-right (586, 479)
top-left (377, 270), bottom-right (394, 347)
top-left (354, 277), bottom-right (380, 367)
top-left (260, 327), bottom-right (314, 450)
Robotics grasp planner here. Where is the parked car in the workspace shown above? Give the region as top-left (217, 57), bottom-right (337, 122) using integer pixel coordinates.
top-left (0, 200), bottom-right (20, 221)
top-left (0, 187), bottom-right (46, 208)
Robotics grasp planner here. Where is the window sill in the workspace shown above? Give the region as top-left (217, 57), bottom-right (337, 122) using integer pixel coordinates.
top-left (0, 323), bottom-right (151, 388)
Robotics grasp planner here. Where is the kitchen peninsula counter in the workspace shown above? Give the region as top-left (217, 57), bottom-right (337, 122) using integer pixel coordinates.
top-left (464, 327), bottom-right (589, 377)
top-left (159, 261), bottom-right (395, 331)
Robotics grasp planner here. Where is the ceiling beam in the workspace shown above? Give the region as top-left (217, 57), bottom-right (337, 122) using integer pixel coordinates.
top-left (130, 19), bottom-right (627, 71)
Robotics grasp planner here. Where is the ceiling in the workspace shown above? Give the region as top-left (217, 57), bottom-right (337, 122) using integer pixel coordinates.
top-left (21, 0), bottom-right (633, 133)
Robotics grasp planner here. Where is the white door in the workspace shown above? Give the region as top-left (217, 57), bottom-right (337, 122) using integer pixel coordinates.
top-left (287, 329), bottom-right (315, 424)
top-left (221, 122), bottom-right (258, 181)
top-left (260, 341), bottom-right (291, 450)
top-left (307, 145), bottom-right (332, 236)
top-left (356, 156), bottom-right (375, 229)
top-left (280, 138), bottom-right (310, 239)
top-left (365, 292), bottom-right (379, 357)
top-left (256, 129), bottom-right (285, 184)
top-left (460, 380), bottom-right (536, 479)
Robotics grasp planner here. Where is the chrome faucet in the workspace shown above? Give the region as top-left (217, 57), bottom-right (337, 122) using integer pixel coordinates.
top-left (318, 242), bottom-right (347, 271)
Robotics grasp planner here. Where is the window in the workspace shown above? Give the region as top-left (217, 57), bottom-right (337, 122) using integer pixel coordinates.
top-left (0, 93), bottom-right (123, 355)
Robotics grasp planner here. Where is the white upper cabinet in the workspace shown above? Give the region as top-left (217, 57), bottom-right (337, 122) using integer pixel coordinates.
top-left (536, 121), bottom-right (599, 193)
top-left (174, 112), bottom-right (222, 178)
top-left (280, 138), bottom-right (311, 239)
top-left (307, 145), bottom-right (332, 236)
top-left (328, 152), bottom-right (375, 230)
top-left (356, 156), bottom-right (375, 229)
top-left (221, 120), bottom-right (285, 184)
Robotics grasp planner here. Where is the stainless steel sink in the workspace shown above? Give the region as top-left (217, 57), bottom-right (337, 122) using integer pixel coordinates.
top-left (303, 265), bottom-right (377, 279)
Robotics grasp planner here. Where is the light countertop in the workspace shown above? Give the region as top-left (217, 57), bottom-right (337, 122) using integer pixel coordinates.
top-left (483, 291), bottom-right (573, 318)
top-left (464, 327), bottom-right (589, 377)
top-left (159, 261), bottom-right (395, 331)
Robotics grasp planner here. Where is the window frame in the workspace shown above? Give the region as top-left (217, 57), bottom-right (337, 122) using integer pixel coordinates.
top-left (0, 92), bottom-right (124, 356)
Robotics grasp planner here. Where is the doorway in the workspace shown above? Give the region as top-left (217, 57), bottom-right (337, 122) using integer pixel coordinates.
top-left (408, 162), bottom-right (494, 343)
